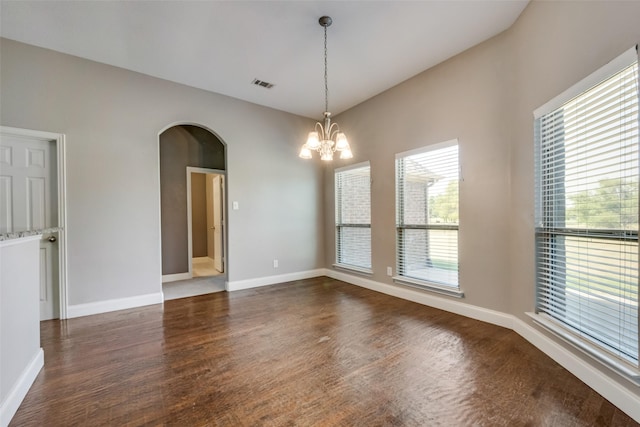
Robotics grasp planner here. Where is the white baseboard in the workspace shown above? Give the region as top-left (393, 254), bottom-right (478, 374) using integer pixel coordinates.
top-left (227, 269), bottom-right (325, 292)
top-left (67, 292), bottom-right (164, 319)
top-left (162, 272), bottom-right (191, 283)
top-left (512, 318), bottom-right (640, 423)
top-left (327, 268), bottom-right (640, 423)
top-left (0, 348), bottom-right (43, 427)
top-left (326, 269), bottom-right (513, 329)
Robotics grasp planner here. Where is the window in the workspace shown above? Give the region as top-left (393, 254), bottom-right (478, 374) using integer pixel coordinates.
top-left (534, 47), bottom-right (639, 374)
top-left (395, 141), bottom-right (461, 296)
top-left (335, 162), bottom-right (371, 272)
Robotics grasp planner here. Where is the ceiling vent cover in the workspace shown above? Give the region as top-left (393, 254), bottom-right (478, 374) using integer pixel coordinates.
top-left (252, 78), bottom-right (275, 89)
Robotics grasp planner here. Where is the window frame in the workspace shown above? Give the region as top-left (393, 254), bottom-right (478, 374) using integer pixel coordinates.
top-left (394, 140), bottom-right (463, 298)
top-left (531, 46), bottom-right (640, 384)
top-left (334, 161), bottom-right (372, 274)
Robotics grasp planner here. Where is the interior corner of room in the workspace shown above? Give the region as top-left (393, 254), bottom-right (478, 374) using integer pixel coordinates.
top-left (1, 1), bottom-right (640, 425)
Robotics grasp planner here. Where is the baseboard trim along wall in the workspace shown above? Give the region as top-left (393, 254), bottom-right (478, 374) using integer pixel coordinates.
top-left (66, 292), bottom-right (164, 319)
top-left (227, 269), bottom-right (326, 292)
top-left (325, 269), bottom-right (514, 329)
top-left (0, 348), bottom-right (43, 427)
top-left (326, 268), bottom-right (640, 423)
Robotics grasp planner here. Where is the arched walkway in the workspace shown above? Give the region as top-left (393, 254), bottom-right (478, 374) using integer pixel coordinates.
top-left (158, 124), bottom-right (227, 298)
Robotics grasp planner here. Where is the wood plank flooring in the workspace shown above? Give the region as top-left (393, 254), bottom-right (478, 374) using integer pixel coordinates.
top-left (10, 277), bottom-right (639, 426)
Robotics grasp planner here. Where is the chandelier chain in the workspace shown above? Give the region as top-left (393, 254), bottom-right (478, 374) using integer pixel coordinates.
top-left (324, 24), bottom-right (329, 114)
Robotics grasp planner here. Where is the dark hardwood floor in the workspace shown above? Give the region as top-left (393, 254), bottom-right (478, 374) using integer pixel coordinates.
top-left (10, 277), bottom-right (639, 426)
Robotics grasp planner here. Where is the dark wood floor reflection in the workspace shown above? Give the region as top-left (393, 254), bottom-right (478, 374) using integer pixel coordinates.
top-left (11, 277), bottom-right (639, 426)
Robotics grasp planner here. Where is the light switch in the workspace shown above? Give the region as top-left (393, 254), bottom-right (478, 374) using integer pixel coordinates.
top-left (232, 201), bottom-right (239, 210)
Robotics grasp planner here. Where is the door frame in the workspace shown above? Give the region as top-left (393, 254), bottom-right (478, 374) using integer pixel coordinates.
top-left (186, 167), bottom-right (226, 279)
top-left (0, 126), bottom-right (68, 319)
top-left (210, 174), bottom-right (225, 273)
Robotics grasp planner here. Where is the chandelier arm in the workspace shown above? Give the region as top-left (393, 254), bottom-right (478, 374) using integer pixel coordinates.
top-left (315, 121), bottom-right (325, 136)
top-left (328, 123), bottom-right (341, 141)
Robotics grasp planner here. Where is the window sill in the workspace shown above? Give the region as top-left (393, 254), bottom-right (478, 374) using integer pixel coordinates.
top-left (332, 264), bottom-right (373, 276)
top-left (527, 312), bottom-right (640, 386)
top-left (392, 276), bottom-right (464, 298)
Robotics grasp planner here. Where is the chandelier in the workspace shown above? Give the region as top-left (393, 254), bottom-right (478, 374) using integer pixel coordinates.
top-left (299, 16), bottom-right (353, 161)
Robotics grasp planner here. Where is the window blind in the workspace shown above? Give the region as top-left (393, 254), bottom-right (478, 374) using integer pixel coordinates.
top-left (335, 162), bottom-right (371, 271)
top-left (534, 50), bottom-right (639, 366)
top-left (396, 141), bottom-right (459, 289)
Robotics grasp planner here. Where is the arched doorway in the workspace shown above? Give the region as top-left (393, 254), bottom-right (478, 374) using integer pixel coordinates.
top-left (158, 124), bottom-right (227, 299)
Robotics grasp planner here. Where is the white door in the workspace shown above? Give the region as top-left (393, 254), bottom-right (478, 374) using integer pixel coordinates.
top-left (40, 234), bottom-right (59, 320)
top-left (1, 133), bottom-right (59, 319)
top-left (212, 175), bottom-right (224, 273)
top-left (0, 134), bottom-right (54, 232)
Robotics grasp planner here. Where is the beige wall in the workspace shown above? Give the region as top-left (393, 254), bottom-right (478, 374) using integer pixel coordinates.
top-left (0, 37), bottom-right (324, 305)
top-left (325, 24), bottom-right (513, 312)
top-left (325, 0), bottom-right (640, 401)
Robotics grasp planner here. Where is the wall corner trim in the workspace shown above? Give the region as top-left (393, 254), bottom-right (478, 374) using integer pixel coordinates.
top-left (227, 269), bottom-right (326, 292)
top-left (328, 269), bottom-right (640, 423)
top-left (0, 348), bottom-right (43, 427)
top-left (67, 293), bottom-right (164, 319)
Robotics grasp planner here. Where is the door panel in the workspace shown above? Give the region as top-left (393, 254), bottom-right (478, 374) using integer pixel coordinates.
top-left (206, 175), bottom-right (215, 260)
top-left (39, 235), bottom-right (59, 320)
top-left (28, 177), bottom-right (46, 229)
top-left (0, 176), bottom-right (12, 231)
top-left (0, 135), bottom-right (52, 233)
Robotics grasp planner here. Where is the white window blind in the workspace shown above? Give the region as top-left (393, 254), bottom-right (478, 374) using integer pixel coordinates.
top-left (335, 162), bottom-right (371, 271)
top-left (396, 141), bottom-right (459, 291)
top-left (534, 48), bottom-right (639, 368)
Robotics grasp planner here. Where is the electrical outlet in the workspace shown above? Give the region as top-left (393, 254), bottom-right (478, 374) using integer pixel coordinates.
top-left (273, 259), bottom-right (279, 268)
top-left (387, 266), bottom-right (392, 276)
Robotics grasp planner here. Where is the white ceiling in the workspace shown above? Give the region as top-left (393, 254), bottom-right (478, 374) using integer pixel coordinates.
top-left (0, 1), bottom-right (528, 119)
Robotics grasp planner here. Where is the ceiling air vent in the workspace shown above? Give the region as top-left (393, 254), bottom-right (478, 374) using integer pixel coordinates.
top-left (252, 78), bottom-right (275, 89)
